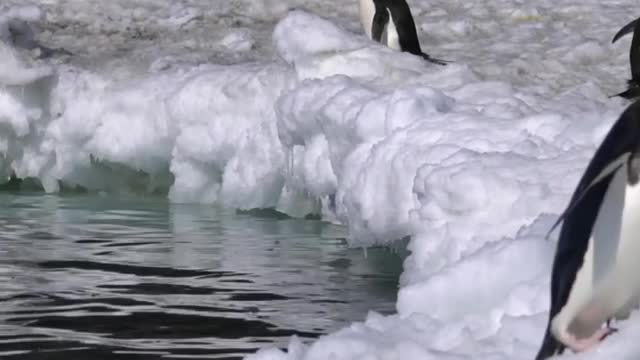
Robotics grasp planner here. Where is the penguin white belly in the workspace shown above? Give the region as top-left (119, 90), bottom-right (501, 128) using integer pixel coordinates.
top-left (606, 178), bottom-right (640, 316)
top-left (358, 0), bottom-right (376, 39)
top-left (552, 167), bottom-right (640, 340)
top-left (385, 9), bottom-right (402, 50)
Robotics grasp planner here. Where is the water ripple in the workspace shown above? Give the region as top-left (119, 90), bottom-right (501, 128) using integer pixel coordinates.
top-left (0, 194), bottom-right (401, 359)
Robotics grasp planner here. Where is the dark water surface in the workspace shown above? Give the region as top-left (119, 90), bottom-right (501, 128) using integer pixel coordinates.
top-left (0, 193), bottom-right (401, 359)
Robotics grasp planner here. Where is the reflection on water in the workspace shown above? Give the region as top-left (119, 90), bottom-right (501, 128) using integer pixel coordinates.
top-left (0, 193), bottom-right (401, 359)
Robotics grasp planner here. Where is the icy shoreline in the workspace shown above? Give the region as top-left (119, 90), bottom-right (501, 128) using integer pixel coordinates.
top-left (1, 1), bottom-right (640, 359)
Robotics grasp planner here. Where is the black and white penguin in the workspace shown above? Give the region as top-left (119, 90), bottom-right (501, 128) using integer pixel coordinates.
top-left (357, 0), bottom-right (448, 65)
top-left (535, 99), bottom-right (640, 359)
top-left (612, 17), bottom-right (640, 99)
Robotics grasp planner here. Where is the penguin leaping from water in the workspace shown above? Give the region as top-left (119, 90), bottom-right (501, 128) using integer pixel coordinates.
top-left (612, 17), bottom-right (640, 99)
top-left (535, 99), bottom-right (640, 359)
top-left (357, 0), bottom-right (448, 65)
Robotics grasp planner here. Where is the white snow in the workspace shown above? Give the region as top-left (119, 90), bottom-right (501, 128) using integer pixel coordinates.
top-left (0, 0), bottom-right (639, 359)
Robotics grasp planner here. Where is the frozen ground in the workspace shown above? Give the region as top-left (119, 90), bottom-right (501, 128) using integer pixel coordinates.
top-left (0, 0), bottom-right (639, 359)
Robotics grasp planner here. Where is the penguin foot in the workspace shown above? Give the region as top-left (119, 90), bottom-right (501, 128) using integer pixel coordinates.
top-left (601, 323), bottom-right (618, 341)
top-left (420, 53), bottom-right (449, 66)
top-left (600, 327), bottom-right (618, 340)
top-left (557, 327), bottom-right (614, 353)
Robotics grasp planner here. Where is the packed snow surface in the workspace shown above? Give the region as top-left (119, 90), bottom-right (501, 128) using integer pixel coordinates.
top-left (1, 0), bottom-right (640, 359)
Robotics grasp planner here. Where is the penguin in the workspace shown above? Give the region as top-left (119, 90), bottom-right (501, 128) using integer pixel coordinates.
top-left (612, 17), bottom-right (640, 99)
top-left (357, 0), bottom-right (448, 65)
top-left (535, 99), bottom-right (640, 359)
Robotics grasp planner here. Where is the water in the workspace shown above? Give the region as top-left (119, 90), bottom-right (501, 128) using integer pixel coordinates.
top-left (0, 193), bottom-right (401, 359)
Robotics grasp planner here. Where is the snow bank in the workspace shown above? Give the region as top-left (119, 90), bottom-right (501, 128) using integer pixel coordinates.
top-left (246, 6), bottom-right (637, 360)
top-left (1, 1), bottom-right (640, 359)
top-left (168, 63), bottom-right (294, 206)
top-left (0, 5), bottom-right (54, 183)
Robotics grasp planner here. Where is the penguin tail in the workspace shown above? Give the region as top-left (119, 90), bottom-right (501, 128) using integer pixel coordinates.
top-left (535, 329), bottom-right (565, 360)
top-left (420, 52), bottom-right (450, 66)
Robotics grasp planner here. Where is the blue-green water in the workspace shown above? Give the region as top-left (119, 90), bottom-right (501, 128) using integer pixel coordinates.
top-left (0, 193), bottom-right (401, 359)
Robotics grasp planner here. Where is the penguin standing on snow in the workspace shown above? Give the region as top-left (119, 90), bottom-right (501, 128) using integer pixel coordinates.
top-left (612, 16), bottom-right (640, 99)
top-left (535, 100), bottom-right (640, 359)
top-left (357, 0), bottom-right (448, 65)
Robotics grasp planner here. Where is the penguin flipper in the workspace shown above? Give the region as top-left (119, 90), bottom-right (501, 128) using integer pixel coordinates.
top-left (385, 2), bottom-right (446, 66)
top-left (371, 4), bottom-right (389, 43)
top-left (535, 328), bottom-right (565, 360)
top-left (612, 18), bottom-right (640, 43)
top-left (545, 153), bottom-right (630, 240)
top-left (630, 30), bottom-right (640, 85)
top-left (385, 0), bottom-right (424, 55)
